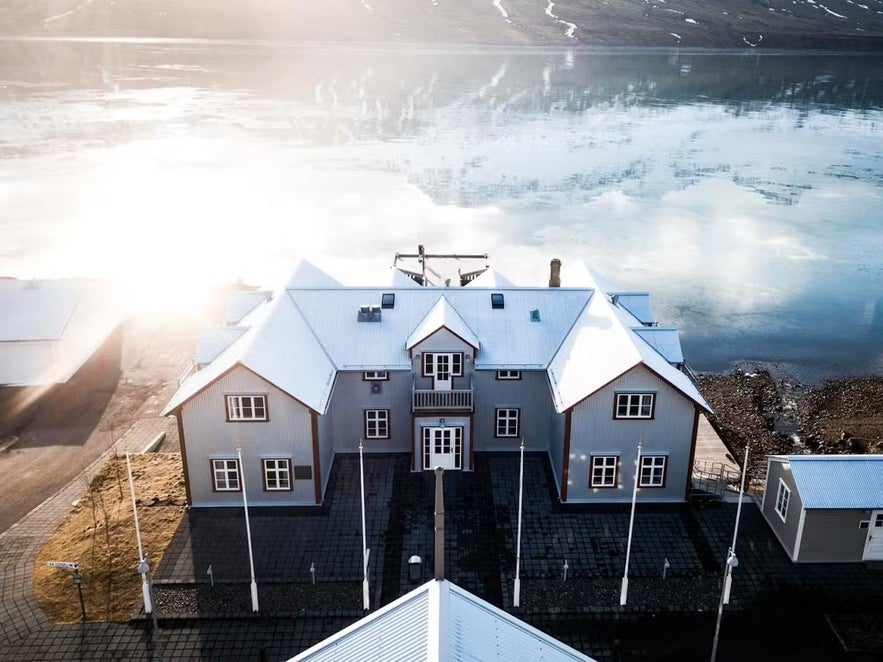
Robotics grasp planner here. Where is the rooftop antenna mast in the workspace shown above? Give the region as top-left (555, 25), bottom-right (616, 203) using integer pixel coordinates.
top-left (393, 245), bottom-right (489, 286)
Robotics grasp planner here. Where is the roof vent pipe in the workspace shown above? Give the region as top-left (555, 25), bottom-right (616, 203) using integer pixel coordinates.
top-left (434, 467), bottom-right (445, 581)
top-left (549, 259), bottom-right (561, 288)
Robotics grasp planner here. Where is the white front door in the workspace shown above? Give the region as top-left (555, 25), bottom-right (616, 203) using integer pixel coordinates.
top-left (422, 426), bottom-right (463, 470)
top-left (863, 510), bottom-right (883, 560)
top-left (433, 353), bottom-right (452, 391)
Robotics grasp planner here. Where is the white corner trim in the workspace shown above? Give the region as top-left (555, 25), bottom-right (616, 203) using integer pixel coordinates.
top-left (793, 508), bottom-right (807, 562)
top-left (427, 580), bottom-right (450, 661)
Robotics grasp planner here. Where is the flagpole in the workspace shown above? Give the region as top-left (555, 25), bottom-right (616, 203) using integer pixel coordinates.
top-left (513, 439), bottom-right (525, 607)
top-left (236, 447), bottom-right (259, 612)
top-left (125, 453), bottom-right (152, 614)
top-left (359, 441), bottom-right (370, 610)
top-left (711, 443), bottom-right (750, 662)
top-left (620, 441), bottom-right (642, 606)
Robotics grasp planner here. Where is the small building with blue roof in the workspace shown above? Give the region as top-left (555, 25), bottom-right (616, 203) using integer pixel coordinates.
top-left (762, 454), bottom-right (883, 563)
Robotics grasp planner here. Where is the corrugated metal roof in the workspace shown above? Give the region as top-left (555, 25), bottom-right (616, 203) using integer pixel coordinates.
top-left (786, 455), bottom-right (883, 509)
top-left (290, 580), bottom-right (595, 662)
top-left (0, 279), bottom-right (124, 386)
top-left (0, 279), bottom-right (84, 341)
top-left (465, 269), bottom-right (514, 288)
top-left (284, 257), bottom-right (342, 289)
top-left (632, 327), bottom-right (684, 364)
top-left (225, 291), bottom-right (270, 325)
top-left (195, 327), bottom-right (248, 367)
top-left (293, 589), bottom-right (429, 661)
top-left (164, 260), bottom-right (708, 417)
top-left (406, 295), bottom-right (481, 351)
top-left (610, 292), bottom-right (655, 325)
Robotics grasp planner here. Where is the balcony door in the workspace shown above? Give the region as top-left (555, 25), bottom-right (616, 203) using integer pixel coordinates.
top-left (424, 352), bottom-right (462, 391)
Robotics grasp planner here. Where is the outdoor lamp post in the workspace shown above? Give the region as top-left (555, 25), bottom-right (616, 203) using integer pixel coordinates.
top-left (359, 441), bottom-right (370, 611)
top-left (620, 441), bottom-right (642, 606)
top-left (513, 439), bottom-right (525, 607)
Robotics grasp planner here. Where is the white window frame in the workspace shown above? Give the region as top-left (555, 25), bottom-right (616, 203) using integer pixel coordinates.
top-left (422, 353), bottom-right (464, 377)
top-left (775, 478), bottom-right (791, 522)
top-left (495, 408), bottom-right (520, 438)
top-left (590, 455), bottom-right (618, 488)
top-left (212, 458), bottom-right (240, 492)
top-left (496, 370), bottom-right (522, 380)
top-left (226, 394), bottom-right (268, 421)
top-left (615, 392), bottom-right (655, 419)
top-left (363, 371), bottom-right (389, 381)
top-left (639, 455), bottom-right (666, 487)
top-left (262, 458), bottom-right (292, 491)
top-left (365, 409), bottom-right (390, 439)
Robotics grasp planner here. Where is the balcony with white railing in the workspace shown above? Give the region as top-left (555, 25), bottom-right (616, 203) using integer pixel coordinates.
top-left (412, 376), bottom-right (473, 412)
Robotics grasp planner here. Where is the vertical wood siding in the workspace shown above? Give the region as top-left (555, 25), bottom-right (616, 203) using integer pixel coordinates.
top-left (761, 461), bottom-right (803, 560)
top-left (181, 366), bottom-right (315, 507)
top-left (565, 365), bottom-right (696, 503)
top-left (797, 509), bottom-right (870, 563)
top-left (471, 370), bottom-right (553, 452)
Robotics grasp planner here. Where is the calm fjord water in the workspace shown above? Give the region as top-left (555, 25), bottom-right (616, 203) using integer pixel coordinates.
top-left (1, 41), bottom-right (881, 382)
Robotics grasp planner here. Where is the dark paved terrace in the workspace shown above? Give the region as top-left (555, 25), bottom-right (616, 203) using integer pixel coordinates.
top-left (141, 453), bottom-right (883, 661)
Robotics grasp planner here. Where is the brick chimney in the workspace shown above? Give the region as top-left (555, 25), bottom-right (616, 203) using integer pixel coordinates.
top-left (549, 258), bottom-right (561, 288)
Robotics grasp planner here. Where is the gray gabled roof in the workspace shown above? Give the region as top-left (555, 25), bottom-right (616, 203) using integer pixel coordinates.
top-left (289, 579), bottom-right (596, 662)
top-left (772, 455), bottom-right (883, 509)
top-left (164, 259), bottom-right (709, 417)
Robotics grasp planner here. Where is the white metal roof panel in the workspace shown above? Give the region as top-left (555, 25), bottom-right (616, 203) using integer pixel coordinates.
top-left (0, 279), bottom-right (123, 385)
top-left (632, 327), bottom-right (684, 364)
top-left (611, 292), bottom-right (655, 325)
top-left (163, 290), bottom-right (336, 415)
top-left (292, 589), bottom-right (429, 661)
top-left (787, 455), bottom-right (883, 509)
top-left (447, 583), bottom-right (594, 661)
top-left (406, 295), bottom-right (480, 351)
top-left (0, 279), bottom-right (84, 341)
top-left (465, 269), bottom-right (514, 288)
top-left (284, 257), bottom-right (342, 289)
top-left (195, 327), bottom-right (248, 366)
top-left (290, 288), bottom-right (589, 371)
top-left (225, 291), bottom-right (270, 325)
top-left (290, 580), bottom-right (595, 662)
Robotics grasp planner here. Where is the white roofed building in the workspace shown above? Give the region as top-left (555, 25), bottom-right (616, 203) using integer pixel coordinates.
top-left (163, 257), bottom-right (710, 507)
top-left (0, 278), bottom-right (124, 435)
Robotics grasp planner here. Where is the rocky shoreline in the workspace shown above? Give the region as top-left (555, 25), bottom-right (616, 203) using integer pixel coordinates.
top-left (697, 369), bottom-right (883, 477)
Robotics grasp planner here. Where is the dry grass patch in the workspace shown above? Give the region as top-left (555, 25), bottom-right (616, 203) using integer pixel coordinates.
top-left (33, 453), bottom-right (186, 623)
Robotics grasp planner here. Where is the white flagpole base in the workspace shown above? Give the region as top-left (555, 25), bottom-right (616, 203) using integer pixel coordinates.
top-left (513, 578), bottom-right (521, 607)
top-left (250, 581), bottom-right (260, 612)
top-left (141, 579), bottom-right (152, 614)
top-left (363, 579), bottom-right (370, 611)
top-left (619, 577), bottom-right (629, 606)
top-left (723, 572), bottom-right (733, 605)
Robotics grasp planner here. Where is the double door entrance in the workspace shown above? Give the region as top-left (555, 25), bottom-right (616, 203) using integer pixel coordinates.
top-left (422, 426), bottom-right (463, 470)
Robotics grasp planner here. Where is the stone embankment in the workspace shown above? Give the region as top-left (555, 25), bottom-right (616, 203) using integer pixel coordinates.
top-left (697, 369), bottom-right (883, 476)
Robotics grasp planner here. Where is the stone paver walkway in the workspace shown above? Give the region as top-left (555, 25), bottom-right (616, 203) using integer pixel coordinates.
top-left (2, 451), bottom-right (882, 661)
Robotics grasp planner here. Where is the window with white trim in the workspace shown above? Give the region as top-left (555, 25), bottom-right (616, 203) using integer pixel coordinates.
top-left (775, 479), bottom-right (791, 522)
top-left (365, 409), bottom-right (390, 439)
top-left (496, 370), bottom-right (522, 380)
top-left (495, 408), bottom-right (520, 438)
top-left (422, 353), bottom-right (464, 377)
top-left (212, 459), bottom-right (240, 491)
top-left (226, 394), bottom-right (268, 421)
top-left (590, 456), bottom-right (618, 488)
top-left (639, 455), bottom-right (666, 487)
top-left (363, 371), bottom-right (389, 381)
top-left (615, 393), bottom-right (655, 419)
top-left (262, 458), bottom-right (292, 491)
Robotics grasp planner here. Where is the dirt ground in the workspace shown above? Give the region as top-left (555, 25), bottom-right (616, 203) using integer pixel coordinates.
top-left (33, 453), bottom-right (186, 623)
top-left (3, 0), bottom-right (883, 50)
top-left (698, 369), bottom-right (883, 480)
